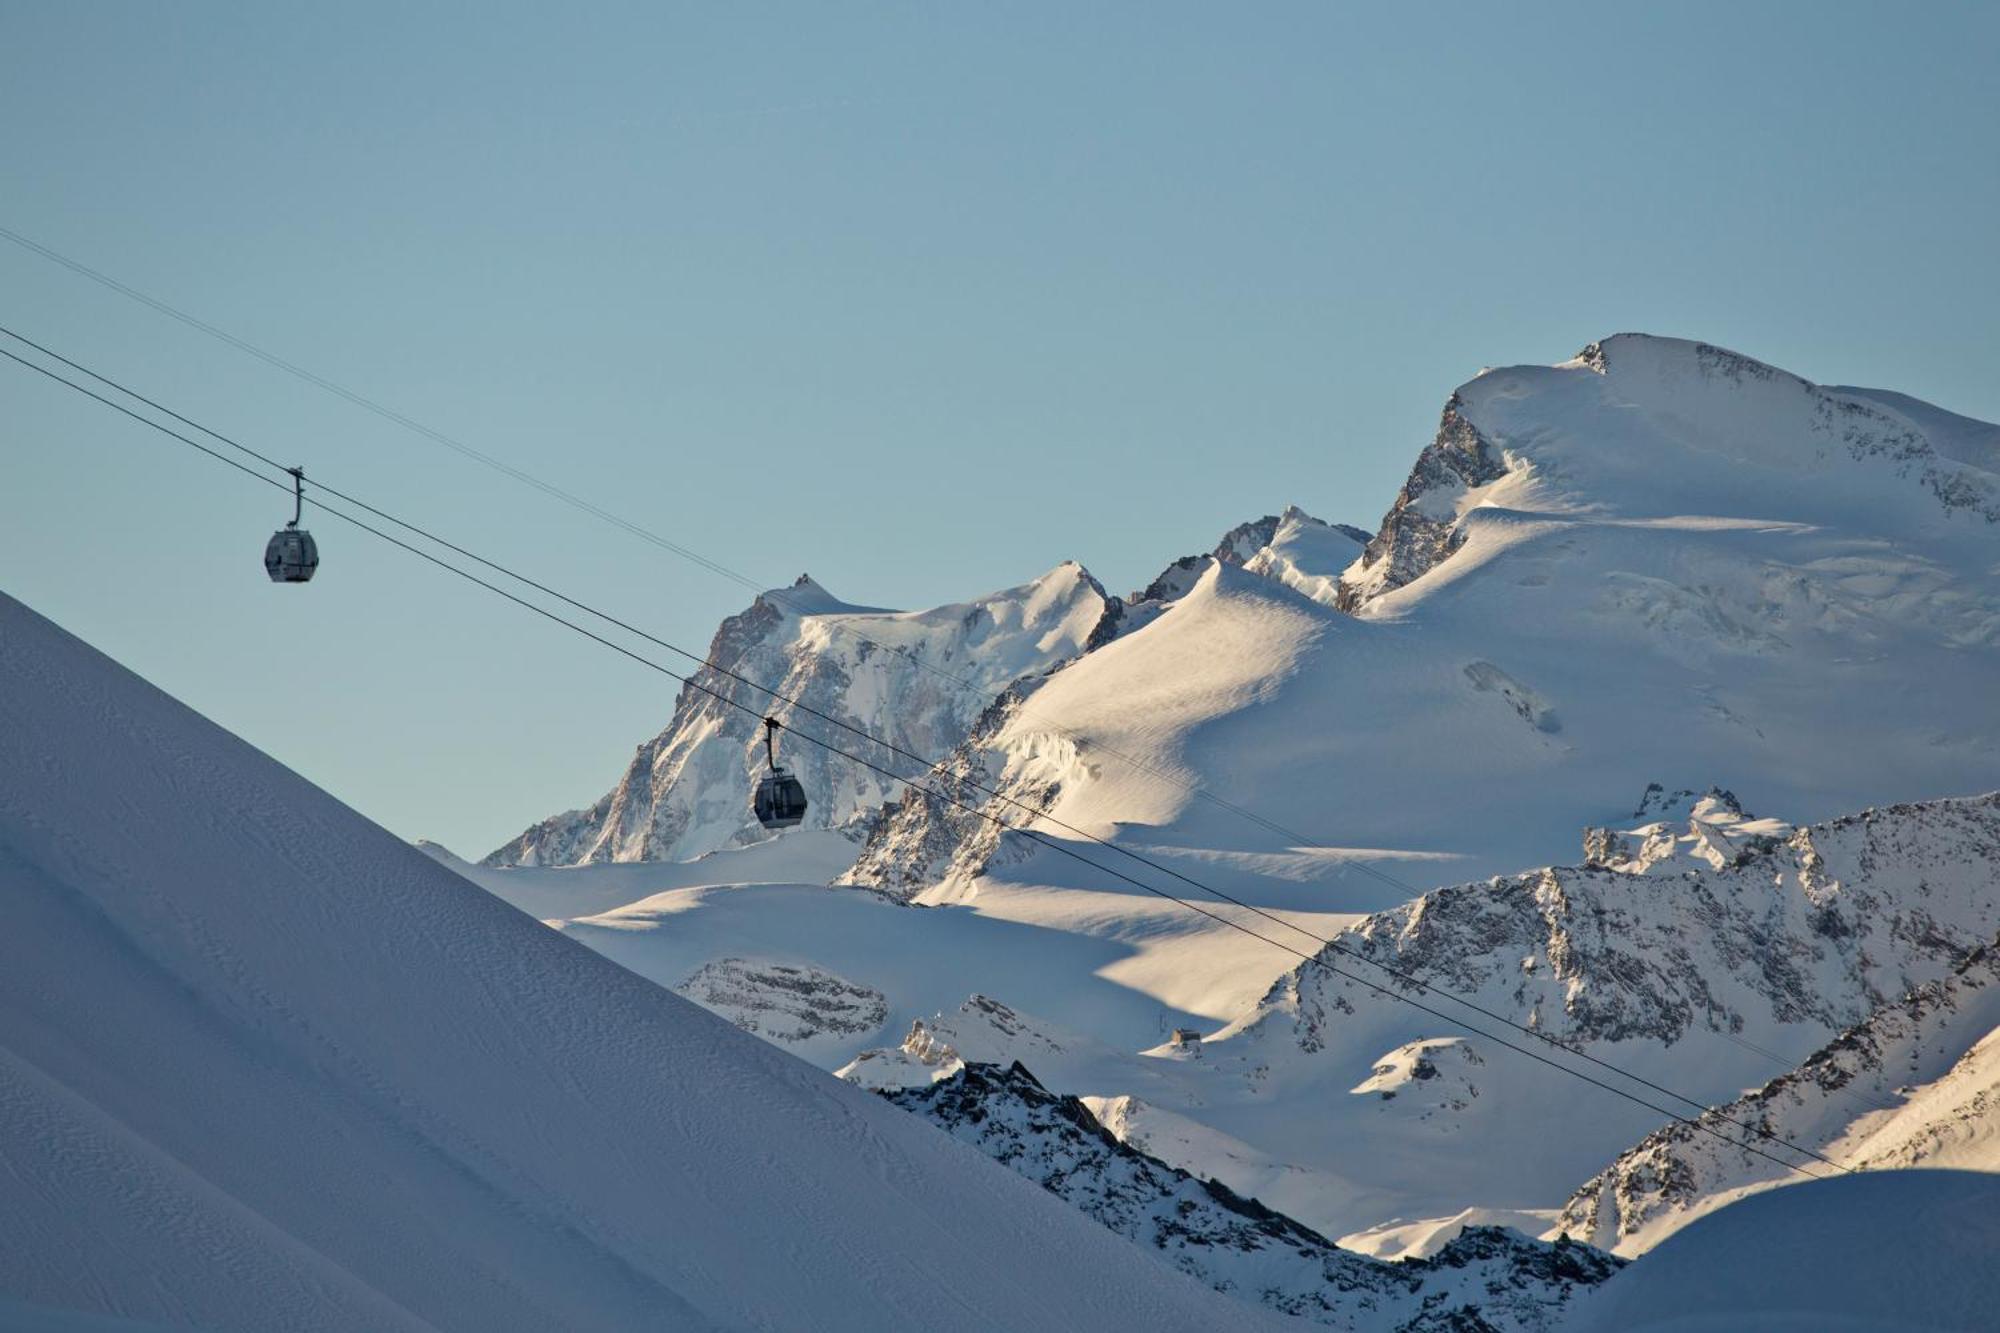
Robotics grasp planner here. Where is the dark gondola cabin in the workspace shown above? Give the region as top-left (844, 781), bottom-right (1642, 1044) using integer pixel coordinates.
top-left (752, 715), bottom-right (808, 830)
top-left (266, 466), bottom-right (319, 583)
top-left (265, 527), bottom-right (319, 582)
top-left (753, 768), bottom-right (808, 829)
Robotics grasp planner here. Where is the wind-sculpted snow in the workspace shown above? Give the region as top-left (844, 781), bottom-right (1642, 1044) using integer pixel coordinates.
top-left (882, 1062), bottom-right (1620, 1332)
top-left (1558, 936), bottom-right (2000, 1255)
top-left (0, 592), bottom-right (1278, 1332)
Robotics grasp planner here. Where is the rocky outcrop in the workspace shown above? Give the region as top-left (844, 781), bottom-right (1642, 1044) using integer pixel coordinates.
top-left (678, 957), bottom-right (889, 1048)
top-left (1227, 793), bottom-right (2000, 1066)
top-left (1338, 395), bottom-right (1511, 611)
top-left (1811, 386), bottom-right (2000, 522)
top-left (834, 685), bottom-right (1058, 899)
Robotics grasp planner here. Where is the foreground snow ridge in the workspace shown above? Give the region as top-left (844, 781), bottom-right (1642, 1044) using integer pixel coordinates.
top-left (0, 591), bottom-right (1271, 1333)
top-left (1562, 1169), bottom-right (2000, 1333)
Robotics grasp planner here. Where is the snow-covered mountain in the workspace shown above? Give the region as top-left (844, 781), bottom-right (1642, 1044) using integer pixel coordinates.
top-left (852, 333), bottom-right (2000, 906)
top-left (879, 1061), bottom-right (1620, 1332)
top-left (804, 791), bottom-right (2000, 1251)
top-left (438, 332), bottom-right (2000, 1326)
top-left (0, 591), bottom-right (1275, 1332)
top-left (498, 334), bottom-right (2000, 898)
top-left (487, 505), bottom-right (1375, 871)
top-left (486, 564), bottom-right (1126, 865)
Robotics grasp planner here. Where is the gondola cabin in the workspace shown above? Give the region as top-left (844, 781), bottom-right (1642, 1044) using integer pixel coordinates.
top-left (265, 526), bottom-right (319, 583)
top-left (265, 466), bottom-right (319, 583)
top-left (752, 715), bottom-right (808, 830)
top-left (753, 768), bottom-right (808, 829)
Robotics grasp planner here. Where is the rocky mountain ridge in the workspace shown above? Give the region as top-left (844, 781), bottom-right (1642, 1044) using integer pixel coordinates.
top-left (882, 1060), bottom-right (1620, 1332)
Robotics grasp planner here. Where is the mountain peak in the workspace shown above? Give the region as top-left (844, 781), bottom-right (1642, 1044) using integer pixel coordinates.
top-left (757, 573), bottom-right (883, 618)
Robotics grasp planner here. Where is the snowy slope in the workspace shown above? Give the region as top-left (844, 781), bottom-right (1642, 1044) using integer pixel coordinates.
top-left (486, 563), bottom-right (1123, 866)
top-left (1558, 937), bottom-right (2000, 1256)
top-left (680, 789), bottom-right (2000, 1257)
top-left (0, 591), bottom-right (1278, 1333)
top-left (882, 1062), bottom-right (1620, 1332)
top-left (1561, 1169), bottom-right (2000, 1333)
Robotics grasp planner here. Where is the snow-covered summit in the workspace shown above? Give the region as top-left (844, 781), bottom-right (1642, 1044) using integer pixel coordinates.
top-left (1242, 506), bottom-right (1370, 608)
top-left (1341, 331), bottom-right (2000, 612)
top-left (761, 570), bottom-right (883, 617)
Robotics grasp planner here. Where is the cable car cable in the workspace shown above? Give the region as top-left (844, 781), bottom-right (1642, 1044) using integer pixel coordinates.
top-left (0, 321), bottom-right (1852, 1157)
top-left (0, 330), bottom-right (1855, 1175)
top-left (18, 223), bottom-right (1767, 1059)
top-left (0, 333), bottom-right (1851, 1179)
top-left (0, 228), bottom-right (1525, 911)
top-left (0, 225), bottom-right (1791, 962)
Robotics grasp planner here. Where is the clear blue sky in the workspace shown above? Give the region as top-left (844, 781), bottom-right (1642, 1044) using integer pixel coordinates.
top-left (4, 3), bottom-right (1996, 858)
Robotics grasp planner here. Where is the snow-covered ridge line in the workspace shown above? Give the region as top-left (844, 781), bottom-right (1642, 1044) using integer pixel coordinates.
top-left (1338, 333), bottom-right (2000, 613)
top-left (859, 331), bottom-right (2000, 923)
top-left (490, 331), bottom-right (2000, 883)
